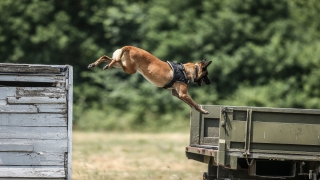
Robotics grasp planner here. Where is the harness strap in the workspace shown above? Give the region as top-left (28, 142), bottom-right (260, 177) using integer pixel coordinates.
top-left (163, 61), bottom-right (190, 89)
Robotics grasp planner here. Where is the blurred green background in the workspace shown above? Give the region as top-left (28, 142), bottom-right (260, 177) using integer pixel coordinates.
top-left (1, 0), bottom-right (319, 132)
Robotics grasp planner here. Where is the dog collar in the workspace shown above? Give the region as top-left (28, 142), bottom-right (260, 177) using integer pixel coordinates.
top-left (195, 64), bottom-right (199, 80)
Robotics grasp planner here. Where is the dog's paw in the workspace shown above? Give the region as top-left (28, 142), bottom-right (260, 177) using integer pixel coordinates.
top-left (88, 63), bottom-right (96, 69)
top-left (103, 64), bottom-right (109, 70)
top-left (202, 110), bottom-right (209, 115)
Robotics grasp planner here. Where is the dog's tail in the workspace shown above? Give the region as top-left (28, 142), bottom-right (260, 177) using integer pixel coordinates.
top-left (113, 47), bottom-right (129, 62)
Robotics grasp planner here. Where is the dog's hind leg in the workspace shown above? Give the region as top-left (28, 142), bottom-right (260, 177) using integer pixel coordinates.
top-left (88, 55), bottom-right (113, 69)
top-left (103, 48), bottom-right (137, 74)
top-left (102, 49), bottom-right (123, 70)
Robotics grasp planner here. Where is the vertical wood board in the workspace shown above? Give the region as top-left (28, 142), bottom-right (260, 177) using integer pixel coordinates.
top-left (66, 65), bottom-right (73, 180)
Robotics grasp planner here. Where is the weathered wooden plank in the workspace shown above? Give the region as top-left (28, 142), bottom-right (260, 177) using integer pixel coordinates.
top-left (7, 96), bottom-right (66, 104)
top-left (66, 65), bottom-right (73, 180)
top-left (0, 126), bottom-right (67, 139)
top-left (16, 87), bottom-right (66, 98)
top-left (0, 105), bottom-right (37, 113)
top-left (0, 139), bottom-right (67, 152)
top-left (0, 63), bottom-right (66, 68)
top-left (0, 87), bottom-right (16, 99)
top-left (0, 66), bottom-right (61, 74)
top-left (0, 144), bottom-right (33, 152)
top-left (0, 113), bottom-right (67, 126)
top-left (0, 152), bottom-right (64, 166)
top-left (0, 75), bottom-right (65, 83)
top-left (0, 63), bottom-right (29, 67)
top-left (0, 99), bottom-right (6, 105)
top-left (36, 104), bottom-right (67, 113)
top-left (0, 178), bottom-right (65, 180)
top-left (0, 166), bottom-right (65, 178)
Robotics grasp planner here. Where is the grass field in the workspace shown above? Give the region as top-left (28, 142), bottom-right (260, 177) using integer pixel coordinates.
top-left (73, 132), bottom-right (207, 180)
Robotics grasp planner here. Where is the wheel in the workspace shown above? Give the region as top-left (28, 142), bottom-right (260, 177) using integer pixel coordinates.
top-left (203, 172), bottom-right (208, 180)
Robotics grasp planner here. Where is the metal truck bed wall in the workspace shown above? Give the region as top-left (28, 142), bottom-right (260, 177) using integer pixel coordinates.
top-left (0, 63), bottom-right (72, 180)
top-left (186, 105), bottom-right (320, 179)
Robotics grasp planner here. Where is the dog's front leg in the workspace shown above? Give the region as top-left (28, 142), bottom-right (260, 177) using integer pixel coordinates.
top-left (172, 83), bottom-right (209, 114)
top-left (171, 89), bottom-right (193, 107)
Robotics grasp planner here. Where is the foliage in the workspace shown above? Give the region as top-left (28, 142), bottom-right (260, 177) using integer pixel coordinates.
top-left (1, 0), bottom-right (319, 131)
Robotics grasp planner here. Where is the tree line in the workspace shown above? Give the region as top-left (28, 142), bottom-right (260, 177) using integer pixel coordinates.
top-left (1, 0), bottom-right (319, 131)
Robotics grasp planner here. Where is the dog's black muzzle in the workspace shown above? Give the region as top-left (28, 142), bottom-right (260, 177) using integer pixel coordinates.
top-left (195, 75), bottom-right (211, 86)
top-left (203, 76), bottom-right (211, 85)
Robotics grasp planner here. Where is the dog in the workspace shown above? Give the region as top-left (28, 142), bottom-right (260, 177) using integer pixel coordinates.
top-left (88, 46), bottom-right (212, 114)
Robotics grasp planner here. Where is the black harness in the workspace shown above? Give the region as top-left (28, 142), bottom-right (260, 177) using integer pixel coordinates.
top-left (163, 61), bottom-right (199, 89)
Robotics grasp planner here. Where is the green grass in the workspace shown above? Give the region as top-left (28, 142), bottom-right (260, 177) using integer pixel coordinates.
top-left (73, 132), bottom-right (207, 180)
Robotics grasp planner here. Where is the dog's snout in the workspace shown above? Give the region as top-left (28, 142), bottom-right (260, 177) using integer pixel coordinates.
top-left (204, 76), bottom-right (211, 85)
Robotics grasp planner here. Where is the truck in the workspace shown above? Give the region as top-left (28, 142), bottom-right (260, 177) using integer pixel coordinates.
top-left (185, 105), bottom-right (320, 180)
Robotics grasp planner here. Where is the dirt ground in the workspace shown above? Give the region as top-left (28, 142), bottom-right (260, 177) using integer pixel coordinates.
top-left (72, 132), bottom-right (207, 180)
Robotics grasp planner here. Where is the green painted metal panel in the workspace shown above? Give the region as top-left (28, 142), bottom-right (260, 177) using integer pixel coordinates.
top-left (203, 106), bottom-right (221, 119)
top-left (251, 122), bottom-right (320, 145)
top-left (230, 121), bottom-right (246, 143)
top-left (190, 108), bottom-right (201, 145)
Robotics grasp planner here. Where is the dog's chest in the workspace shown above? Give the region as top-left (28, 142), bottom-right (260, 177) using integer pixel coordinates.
top-left (137, 70), bottom-right (159, 87)
top-left (137, 69), bottom-right (172, 88)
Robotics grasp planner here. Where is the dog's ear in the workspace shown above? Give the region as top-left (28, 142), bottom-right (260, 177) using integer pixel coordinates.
top-left (204, 61), bottom-right (212, 68)
top-left (201, 59), bottom-right (207, 65)
top-left (201, 60), bottom-right (212, 70)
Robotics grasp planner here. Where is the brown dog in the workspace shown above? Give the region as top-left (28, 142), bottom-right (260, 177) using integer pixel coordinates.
top-left (88, 46), bottom-right (212, 114)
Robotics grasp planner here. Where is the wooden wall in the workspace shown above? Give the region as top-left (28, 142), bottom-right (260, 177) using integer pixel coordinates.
top-left (0, 64), bottom-right (72, 179)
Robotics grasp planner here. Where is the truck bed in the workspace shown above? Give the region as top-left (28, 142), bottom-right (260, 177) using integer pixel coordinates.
top-left (186, 105), bottom-right (320, 179)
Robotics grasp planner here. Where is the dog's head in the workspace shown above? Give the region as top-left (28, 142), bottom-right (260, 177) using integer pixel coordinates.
top-left (194, 59), bottom-right (212, 86)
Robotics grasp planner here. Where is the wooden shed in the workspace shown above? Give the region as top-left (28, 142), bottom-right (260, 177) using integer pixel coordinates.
top-left (0, 63), bottom-right (72, 179)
